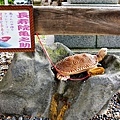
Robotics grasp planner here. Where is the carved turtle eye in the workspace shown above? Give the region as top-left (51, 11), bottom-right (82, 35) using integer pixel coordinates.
top-left (96, 54), bottom-right (99, 57)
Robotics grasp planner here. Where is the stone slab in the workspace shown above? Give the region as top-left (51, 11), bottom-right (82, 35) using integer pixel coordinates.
top-left (54, 35), bottom-right (96, 48)
top-left (62, 2), bottom-right (120, 6)
top-left (67, 0), bottom-right (119, 4)
top-left (97, 35), bottom-right (120, 48)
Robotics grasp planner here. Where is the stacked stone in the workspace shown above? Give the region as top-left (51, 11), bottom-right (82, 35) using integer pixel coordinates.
top-left (67, 0), bottom-right (119, 4)
top-left (56, 0), bottom-right (120, 49)
top-left (0, 52), bottom-right (14, 81)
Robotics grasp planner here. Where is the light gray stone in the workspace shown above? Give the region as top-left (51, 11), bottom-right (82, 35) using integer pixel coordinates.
top-left (55, 35), bottom-right (96, 48)
top-left (62, 2), bottom-right (120, 6)
top-left (0, 42), bottom-right (73, 116)
top-left (67, 0), bottom-right (119, 4)
top-left (0, 45), bottom-right (54, 115)
top-left (97, 35), bottom-right (120, 48)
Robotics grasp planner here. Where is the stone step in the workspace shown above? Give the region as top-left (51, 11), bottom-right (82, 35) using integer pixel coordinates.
top-left (72, 48), bottom-right (120, 56)
top-left (54, 35), bottom-right (120, 49)
top-left (54, 35), bottom-right (96, 49)
top-left (62, 2), bottom-right (120, 6)
top-left (67, 0), bottom-right (119, 4)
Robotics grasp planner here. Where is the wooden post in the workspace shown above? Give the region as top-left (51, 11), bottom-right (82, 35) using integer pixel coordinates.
top-left (33, 6), bottom-right (120, 35)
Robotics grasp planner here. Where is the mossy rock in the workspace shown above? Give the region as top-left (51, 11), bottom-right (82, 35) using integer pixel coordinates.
top-left (46, 42), bottom-right (74, 63)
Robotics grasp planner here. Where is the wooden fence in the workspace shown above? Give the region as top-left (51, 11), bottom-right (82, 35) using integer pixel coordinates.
top-left (33, 6), bottom-right (120, 35)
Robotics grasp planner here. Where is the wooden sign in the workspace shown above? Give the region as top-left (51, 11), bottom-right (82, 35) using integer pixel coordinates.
top-left (0, 5), bottom-right (34, 52)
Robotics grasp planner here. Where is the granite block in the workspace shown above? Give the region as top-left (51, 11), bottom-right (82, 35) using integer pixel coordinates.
top-left (62, 2), bottom-right (120, 6)
top-left (54, 35), bottom-right (96, 48)
top-left (97, 35), bottom-right (120, 48)
top-left (67, 0), bottom-right (119, 4)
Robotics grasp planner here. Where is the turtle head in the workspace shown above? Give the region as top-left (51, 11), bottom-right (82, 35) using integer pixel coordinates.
top-left (97, 48), bottom-right (107, 62)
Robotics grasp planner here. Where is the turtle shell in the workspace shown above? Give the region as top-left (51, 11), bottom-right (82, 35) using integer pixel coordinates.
top-left (55, 53), bottom-right (98, 76)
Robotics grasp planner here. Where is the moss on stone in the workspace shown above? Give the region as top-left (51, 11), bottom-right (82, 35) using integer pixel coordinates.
top-left (46, 46), bottom-right (70, 63)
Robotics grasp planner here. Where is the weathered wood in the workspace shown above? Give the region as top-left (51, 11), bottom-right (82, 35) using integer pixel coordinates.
top-left (33, 6), bottom-right (120, 35)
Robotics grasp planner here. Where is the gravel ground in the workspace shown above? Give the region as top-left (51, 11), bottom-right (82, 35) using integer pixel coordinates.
top-left (0, 52), bottom-right (14, 81)
top-left (0, 52), bottom-right (120, 120)
top-left (91, 92), bottom-right (120, 120)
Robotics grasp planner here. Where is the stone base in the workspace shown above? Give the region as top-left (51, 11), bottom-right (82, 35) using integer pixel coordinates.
top-left (97, 35), bottom-right (120, 48)
top-left (54, 35), bottom-right (96, 48)
top-left (62, 2), bottom-right (120, 6)
top-left (67, 0), bottom-right (119, 4)
top-left (54, 35), bottom-right (120, 49)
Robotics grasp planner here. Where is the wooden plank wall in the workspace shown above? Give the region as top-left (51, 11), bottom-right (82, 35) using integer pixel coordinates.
top-left (33, 6), bottom-right (120, 35)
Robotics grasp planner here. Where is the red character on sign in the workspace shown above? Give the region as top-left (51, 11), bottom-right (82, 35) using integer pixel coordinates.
top-left (19, 43), bottom-right (30, 48)
top-left (18, 12), bottom-right (29, 18)
top-left (18, 25), bottom-right (30, 30)
top-left (18, 19), bottom-right (29, 24)
top-left (19, 31), bottom-right (30, 36)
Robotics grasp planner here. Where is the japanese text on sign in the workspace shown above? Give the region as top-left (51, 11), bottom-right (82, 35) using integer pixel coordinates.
top-left (0, 10), bottom-right (31, 48)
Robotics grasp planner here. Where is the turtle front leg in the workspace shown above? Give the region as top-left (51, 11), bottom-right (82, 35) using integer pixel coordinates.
top-left (87, 67), bottom-right (105, 76)
top-left (57, 73), bottom-right (70, 81)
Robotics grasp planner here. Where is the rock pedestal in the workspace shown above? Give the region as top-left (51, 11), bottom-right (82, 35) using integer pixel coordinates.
top-left (0, 43), bottom-right (120, 120)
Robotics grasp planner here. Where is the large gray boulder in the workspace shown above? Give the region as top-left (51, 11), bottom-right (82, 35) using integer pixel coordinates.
top-left (0, 42), bottom-right (120, 120)
top-left (0, 42), bottom-right (73, 117)
top-left (0, 45), bottom-right (54, 116)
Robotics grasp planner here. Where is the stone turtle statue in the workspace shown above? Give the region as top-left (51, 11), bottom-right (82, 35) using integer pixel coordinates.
top-left (55, 48), bottom-right (107, 80)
